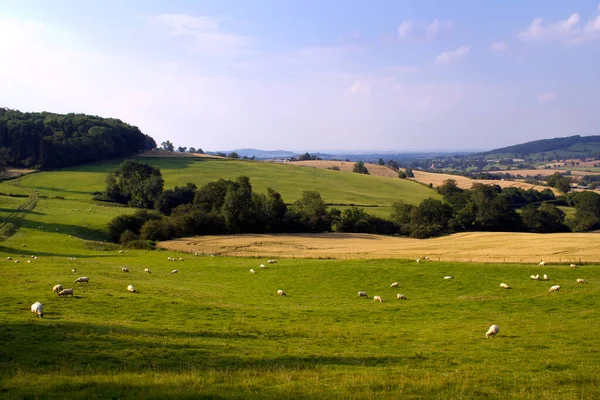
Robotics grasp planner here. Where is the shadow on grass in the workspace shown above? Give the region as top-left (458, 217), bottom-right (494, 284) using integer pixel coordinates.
top-left (0, 245), bottom-right (122, 259)
top-left (8, 216), bottom-right (110, 242)
top-left (0, 208), bottom-right (44, 216)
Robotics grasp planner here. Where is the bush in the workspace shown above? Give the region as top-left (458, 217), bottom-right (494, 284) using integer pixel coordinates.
top-left (124, 239), bottom-right (155, 250)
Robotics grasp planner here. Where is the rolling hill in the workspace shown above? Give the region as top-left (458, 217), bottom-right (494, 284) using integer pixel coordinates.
top-left (484, 135), bottom-right (600, 160)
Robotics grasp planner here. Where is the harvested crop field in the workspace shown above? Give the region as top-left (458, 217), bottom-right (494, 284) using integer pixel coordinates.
top-left (488, 169), bottom-right (595, 178)
top-left (411, 170), bottom-right (560, 194)
top-left (159, 231), bottom-right (600, 263)
top-left (288, 160), bottom-right (398, 178)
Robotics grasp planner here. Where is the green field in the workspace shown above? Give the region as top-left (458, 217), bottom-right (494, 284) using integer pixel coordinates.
top-left (0, 166), bottom-right (599, 398)
top-left (0, 158), bottom-right (439, 219)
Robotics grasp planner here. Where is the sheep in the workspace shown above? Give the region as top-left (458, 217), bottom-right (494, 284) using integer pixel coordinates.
top-left (500, 283), bottom-right (511, 289)
top-left (31, 302), bottom-right (43, 318)
top-left (277, 289), bottom-right (286, 296)
top-left (444, 276), bottom-right (453, 280)
top-left (171, 269), bottom-right (178, 274)
top-left (485, 324), bottom-right (499, 338)
top-left (357, 291), bottom-right (368, 298)
top-left (71, 268), bottom-right (76, 273)
top-left (570, 264), bottom-right (577, 268)
top-left (58, 288), bottom-right (74, 297)
top-left (549, 285), bottom-right (561, 293)
top-left (539, 261), bottom-right (546, 266)
top-left (576, 279), bottom-right (587, 284)
top-left (250, 269), bottom-right (255, 274)
top-left (6, 257), bottom-right (12, 261)
top-left (144, 268), bottom-right (151, 274)
top-left (535, 274), bottom-right (540, 280)
top-left (172, 258), bottom-right (178, 262)
top-left (74, 277), bottom-right (89, 284)
top-left (425, 256), bottom-right (430, 261)
top-left (52, 284), bottom-right (63, 293)
top-left (122, 267), bottom-right (129, 273)
top-left (416, 259), bottom-right (421, 263)
top-left (27, 260), bottom-right (31, 263)
top-left (14, 260), bottom-right (19, 263)
top-left (119, 250), bottom-right (123, 253)
top-left (396, 293), bottom-right (407, 300)
top-left (167, 257), bottom-right (172, 261)
top-left (373, 295), bottom-right (382, 302)
top-left (542, 274), bottom-right (549, 281)
top-left (179, 258), bottom-right (184, 261)
top-left (260, 264), bottom-right (267, 269)
top-left (127, 285), bottom-right (136, 293)
top-left (268, 259), bottom-right (278, 264)
top-left (390, 282), bottom-right (399, 288)
top-left (530, 274), bottom-right (539, 280)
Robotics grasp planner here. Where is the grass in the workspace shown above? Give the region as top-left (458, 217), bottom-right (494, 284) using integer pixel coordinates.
top-left (0, 165), bottom-right (599, 398)
top-left (0, 158), bottom-right (439, 209)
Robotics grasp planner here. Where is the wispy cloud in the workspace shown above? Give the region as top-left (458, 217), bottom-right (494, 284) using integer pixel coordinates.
top-left (538, 92), bottom-right (557, 102)
top-left (397, 18), bottom-right (453, 40)
top-left (347, 80), bottom-right (370, 94)
top-left (435, 46), bottom-right (470, 64)
top-left (145, 14), bottom-right (250, 55)
top-left (490, 41), bottom-right (509, 52)
top-left (519, 7), bottom-right (600, 44)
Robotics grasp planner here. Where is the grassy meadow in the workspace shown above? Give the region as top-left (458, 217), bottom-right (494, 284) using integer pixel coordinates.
top-left (0, 161), bottom-right (599, 398)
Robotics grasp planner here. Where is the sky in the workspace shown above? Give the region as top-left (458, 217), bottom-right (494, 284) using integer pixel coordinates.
top-left (1, 0), bottom-right (599, 152)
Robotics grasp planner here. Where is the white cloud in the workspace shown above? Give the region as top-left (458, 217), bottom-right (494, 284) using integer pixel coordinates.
top-left (435, 46), bottom-right (470, 64)
top-left (538, 92), bottom-right (557, 102)
top-left (518, 8), bottom-right (600, 44)
top-left (347, 80), bottom-right (370, 94)
top-left (490, 41), bottom-right (509, 51)
top-left (598, 2), bottom-right (600, 12)
top-left (397, 19), bottom-right (453, 39)
top-left (145, 13), bottom-right (250, 55)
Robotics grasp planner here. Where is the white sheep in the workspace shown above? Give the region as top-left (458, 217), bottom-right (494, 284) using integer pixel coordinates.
top-left (58, 288), bottom-right (74, 297)
top-left (144, 268), bottom-right (151, 274)
top-left (425, 256), bottom-right (430, 261)
top-left (444, 276), bottom-right (453, 280)
top-left (172, 258), bottom-right (178, 262)
top-left (396, 293), bottom-right (407, 300)
top-left (122, 267), bottom-right (129, 273)
top-left (178, 258), bottom-right (184, 261)
top-left (570, 264), bottom-right (577, 268)
top-left (167, 257), bottom-right (172, 261)
top-left (31, 302), bottom-right (43, 318)
top-left (250, 269), bottom-right (255, 274)
top-left (416, 259), bottom-right (420, 263)
top-left (535, 274), bottom-right (540, 280)
top-left (27, 260), bottom-right (31, 263)
top-left (542, 274), bottom-right (549, 281)
top-left (268, 259), bottom-right (278, 264)
top-left (14, 260), bottom-right (19, 263)
top-left (277, 289), bottom-right (286, 296)
top-left (118, 250), bottom-right (123, 253)
top-left (485, 324), bottom-right (499, 338)
top-left (171, 269), bottom-right (178, 274)
top-left (52, 284), bottom-right (63, 293)
top-left (530, 274), bottom-right (540, 280)
top-left (127, 285), bottom-right (136, 293)
top-left (390, 282), bottom-right (398, 288)
top-left (500, 283), bottom-right (511, 289)
top-left (6, 257), bottom-right (12, 261)
top-left (74, 277), bottom-right (89, 284)
top-left (373, 295), bottom-right (382, 302)
top-left (549, 285), bottom-right (561, 293)
top-left (71, 268), bottom-right (76, 273)
top-left (260, 264), bottom-right (267, 269)
top-left (357, 291), bottom-right (368, 298)
top-left (576, 279), bottom-right (587, 284)
top-left (539, 261), bottom-right (546, 266)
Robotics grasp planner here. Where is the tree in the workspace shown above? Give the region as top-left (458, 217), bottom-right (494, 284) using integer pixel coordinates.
top-left (264, 187), bottom-right (288, 232)
top-left (154, 182), bottom-right (197, 215)
top-left (188, 147), bottom-right (196, 153)
top-left (398, 171), bottom-right (407, 179)
top-left (161, 141), bottom-right (174, 152)
top-left (521, 203), bottom-right (566, 233)
top-left (298, 152), bottom-right (312, 161)
top-left (196, 148), bottom-right (204, 154)
top-left (104, 160), bottom-right (164, 208)
top-left (378, 158), bottom-right (385, 166)
top-left (177, 146), bottom-right (187, 153)
top-left (221, 176), bottom-right (255, 233)
top-left (293, 190), bottom-right (330, 232)
top-left (353, 161), bottom-right (369, 174)
top-left (0, 147), bottom-right (10, 175)
top-left (405, 168), bottom-right (414, 178)
top-left (228, 152), bottom-right (240, 159)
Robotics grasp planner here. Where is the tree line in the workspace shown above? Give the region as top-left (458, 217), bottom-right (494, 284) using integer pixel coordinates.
top-left (0, 108), bottom-right (156, 170)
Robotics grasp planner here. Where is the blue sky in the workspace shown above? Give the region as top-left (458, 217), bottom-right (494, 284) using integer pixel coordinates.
top-left (1, 1), bottom-right (599, 152)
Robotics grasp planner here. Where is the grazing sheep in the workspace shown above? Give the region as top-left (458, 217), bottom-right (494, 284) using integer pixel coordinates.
top-left (576, 279), bottom-right (587, 284)
top-left (172, 258), bottom-right (178, 262)
top-left (27, 260), bottom-right (31, 263)
top-left (260, 264), bottom-right (267, 269)
top-left (373, 295), bottom-right (383, 302)
top-left (444, 276), bottom-right (453, 280)
top-left (390, 282), bottom-right (399, 288)
top-left (31, 302), bottom-right (43, 318)
top-left (530, 274), bottom-right (540, 280)
top-left (268, 259), bottom-right (278, 264)
top-left (52, 284), bottom-right (63, 293)
top-left (144, 268), bottom-right (151, 274)
top-left (500, 283), bottom-right (511, 289)
top-left (542, 274), bottom-right (549, 281)
top-left (127, 285), bottom-right (136, 293)
top-left (119, 250), bottom-right (123, 253)
top-left (71, 268), bottom-right (76, 273)
top-left (357, 291), bottom-right (368, 298)
top-left (179, 258), bottom-right (184, 261)
top-left (171, 269), bottom-right (178, 274)
top-left (250, 269), bottom-right (255, 274)
top-left (549, 285), bottom-right (561, 293)
top-left (485, 324), bottom-right (499, 338)
top-left (74, 277), bottom-right (89, 284)
top-left (167, 257), bottom-right (172, 261)
top-left (122, 267), bottom-right (129, 273)
top-left (416, 259), bottom-right (420, 263)
top-left (539, 261), bottom-right (546, 266)
top-left (396, 293), bottom-right (407, 300)
top-left (58, 288), bottom-right (74, 297)
top-left (570, 264), bottom-right (577, 268)
top-left (425, 256), bottom-right (430, 261)
top-left (6, 257), bottom-right (12, 261)
top-left (277, 289), bottom-right (286, 296)
top-left (14, 260), bottom-right (19, 263)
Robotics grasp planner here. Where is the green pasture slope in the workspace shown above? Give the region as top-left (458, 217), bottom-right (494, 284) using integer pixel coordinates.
top-left (0, 195), bottom-right (599, 398)
top-left (0, 157), bottom-right (439, 217)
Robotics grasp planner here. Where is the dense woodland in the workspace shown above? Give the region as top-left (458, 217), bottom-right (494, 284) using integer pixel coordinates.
top-left (102, 160), bottom-right (600, 247)
top-left (0, 108), bottom-right (156, 170)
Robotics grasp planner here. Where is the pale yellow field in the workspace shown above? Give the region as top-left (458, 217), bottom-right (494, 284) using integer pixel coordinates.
top-left (158, 231), bottom-right (600, 263)
top-left (287, 160), bottom-right (398, 178)
top-left (488, 169), bottom-right (595, 177)
top-left (411, 170), bottom-right (561, 194)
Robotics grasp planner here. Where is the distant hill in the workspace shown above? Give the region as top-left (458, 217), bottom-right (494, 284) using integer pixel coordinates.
top-left (484, 135), bottom-right (600, 160)
top-left (227, 149), bottom-right (297, 159)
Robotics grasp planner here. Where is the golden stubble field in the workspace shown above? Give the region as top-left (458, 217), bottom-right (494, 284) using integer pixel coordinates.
top-left (159, 231), bottom-right (600, 263)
